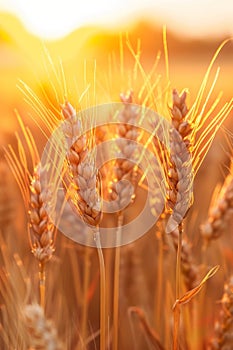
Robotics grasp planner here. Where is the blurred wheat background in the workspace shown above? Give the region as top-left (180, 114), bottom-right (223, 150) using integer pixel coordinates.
top-left (0, 1), bottom-right (233, 349)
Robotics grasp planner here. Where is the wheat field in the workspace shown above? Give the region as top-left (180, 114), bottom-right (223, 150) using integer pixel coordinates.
top-left (1, 17), bottom-right (233, 350)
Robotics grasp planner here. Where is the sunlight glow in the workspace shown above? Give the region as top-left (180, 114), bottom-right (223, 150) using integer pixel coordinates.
top-left (1, 0), bottom-right (233, 39)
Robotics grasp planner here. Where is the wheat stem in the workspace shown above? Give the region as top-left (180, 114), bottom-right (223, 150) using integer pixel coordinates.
top-left (113, 212), bottom-right (124, 350)
top-left (80, 247), bottom-right (91, 349)
top-left (176, 222), bottom-right (183, 300)
top-left (155, 229), bottom-right (164, 329)
top-left (173, 221), bottom-right (183, 350)
top-left (173, 303), bottom-right (181, 350)
top-left (94, 227), bottom-right (106, 350)
top-left (38, 262), bottom-right (45, 310)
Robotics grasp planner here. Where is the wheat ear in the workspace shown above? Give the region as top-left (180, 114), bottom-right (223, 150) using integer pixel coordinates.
top-left (24, 304), bottom-right (63, 350)
top-left (166, 82), bottom-right (233, 225)
top-left (62, 101), bottom-right (102, 227)
top-left (201, 161), bottom-right (233, 245)
top-left (108, 91), bottom-right (140, 350)
top-left (166, 89), bottom-right (193, 227)
top-left (166, 89), bottom-right (193, 350)
top-left (167, 84), bottom-right (232, 348)
top-left (5, 116), bottom-right (58, 309)
top-left (208, 276), bottom-right (233, 349)
top-left (29, 164), bottom-right (55, 307)
top-left (109, 91), bottom-right (139, 211)
top-left (62, 101), bottom-right (106, 350)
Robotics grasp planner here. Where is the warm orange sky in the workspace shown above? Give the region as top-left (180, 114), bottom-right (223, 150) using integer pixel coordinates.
top-left (0, 0), bottom-right (233, 39)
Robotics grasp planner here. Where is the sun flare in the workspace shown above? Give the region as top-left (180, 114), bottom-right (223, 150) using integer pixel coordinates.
top-left (1, 0), bottom-right (233, 39)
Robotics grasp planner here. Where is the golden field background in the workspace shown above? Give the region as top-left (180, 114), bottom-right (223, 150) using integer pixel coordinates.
top-left (1, 12), bottom-right (233, 134)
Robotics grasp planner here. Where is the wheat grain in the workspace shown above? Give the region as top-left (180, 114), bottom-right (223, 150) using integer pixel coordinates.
top-left (171, 90), bottom-right (192, 150)
top-left (24, 304), bottom-right (63, 350)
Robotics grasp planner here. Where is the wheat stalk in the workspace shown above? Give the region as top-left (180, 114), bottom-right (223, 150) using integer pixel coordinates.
top-left (164, 66), bottom-right (233, 346)
top-left (163, 89), bottom-right (192, 350)
top-left (29, 164), bottom-right (56, 308)
top-left (5, 115), bottom-right (59, 309)
top-left (141, 77), bottom-right (231, 348)
top-left (159, 84), bottom-right (231, 348)
top-left (62, 101), bottom-right (106, 350)
top-left (129, 306), bottom-right (165, 350)
top-left (170, 228), bottom-right (199, 291)
top-left (107, 91), bottom-right (140, 350)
